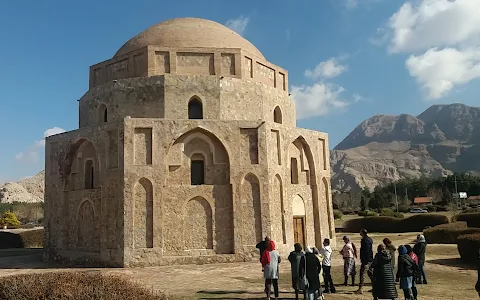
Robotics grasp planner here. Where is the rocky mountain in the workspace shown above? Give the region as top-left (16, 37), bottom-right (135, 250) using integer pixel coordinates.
top-left (331, 103), bottom-right (480, 192)
top-left (0, 171), bottom-right (44, 203)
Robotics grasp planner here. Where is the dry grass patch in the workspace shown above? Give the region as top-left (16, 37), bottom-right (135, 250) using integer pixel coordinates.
top-left (0, 271), bottom-right (168, 300)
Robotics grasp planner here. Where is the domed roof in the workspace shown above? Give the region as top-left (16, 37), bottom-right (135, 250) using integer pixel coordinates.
top-left (114, 17), bottom-right (265, 59)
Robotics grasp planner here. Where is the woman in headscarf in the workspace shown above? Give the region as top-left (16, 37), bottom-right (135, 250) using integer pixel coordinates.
top-left (383, 238), bottom-right (397, 270)
top-left (339, 235), bottom-right (357, 286)
top-left (299, 246), bottom-right (323, 300)
top-left (405, 244), bottom-right (419, 299)
top-left (288, 243), bottom-right (304, 300)
top-left (261, 240), bottom-right (281, 300)
top-left (397, 245), bottom-right (416, 300)
top-left (369, 244), bottom-right (398, 300)
top-left (413, 234), bottom-right (427, 284)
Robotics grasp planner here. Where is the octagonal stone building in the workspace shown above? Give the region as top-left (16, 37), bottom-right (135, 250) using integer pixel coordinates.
top-left (44, 17), bottom-right (335, 267)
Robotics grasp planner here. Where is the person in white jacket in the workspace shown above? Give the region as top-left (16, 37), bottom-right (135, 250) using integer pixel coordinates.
top-left (320, 238), bottom-right (336, 293)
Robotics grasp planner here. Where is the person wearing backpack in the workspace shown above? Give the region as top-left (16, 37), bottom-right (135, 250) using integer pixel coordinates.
top-left (397, 245), bottom-right (416, 300)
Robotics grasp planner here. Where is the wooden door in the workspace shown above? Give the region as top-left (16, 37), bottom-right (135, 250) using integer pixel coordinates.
top-left (293, 217), bottom-right (305, 247)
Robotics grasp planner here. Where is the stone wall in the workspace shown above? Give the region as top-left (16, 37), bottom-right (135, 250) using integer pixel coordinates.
top-left (89, 47), bottom-right (288, 93)
top-left (44, 122), bottom-right (125, 266)
top-left (79, 75), bottom-right (295, 129)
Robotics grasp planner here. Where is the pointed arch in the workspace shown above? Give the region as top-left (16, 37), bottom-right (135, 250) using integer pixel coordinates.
top-left (98, 104), bottom-right (108, 123)
top-left (133, 177), bottom-right (154, 248)
top-left (240, 173), bottom-right (262, 245)
top-left (274, 174), bottom-right (287, 244)
top-left (184, 196), bottom-right (213, 250)
top-left (76, 199), bottom-right (98, 251)
top-left (323, 177), bottom-right (334, 238)
top-left (188, 96), bottom-right (203, 119)
top-left (290, 136), bottom-right (321, 246)
top-left (273, 106), bottom-right (282, 124)
top-left (62, 138), bottom-right (100, 190)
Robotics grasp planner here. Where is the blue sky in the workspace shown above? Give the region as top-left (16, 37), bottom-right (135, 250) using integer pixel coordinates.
top-left (1, 0), bottom-right (479, 182)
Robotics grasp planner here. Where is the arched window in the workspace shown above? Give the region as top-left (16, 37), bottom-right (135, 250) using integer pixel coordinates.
top-left (85, 160), bottom-right (95, 189)
top-left (274, 106), bottom-right (282, 124)
top-left (291, 158), bottom-right (299, 184)
top-left (191, 158), bottom-right (205, 185)
top-left (188, 97), bottom-right (203, 119)
top-left (98, 104), bottom-right (108, 123)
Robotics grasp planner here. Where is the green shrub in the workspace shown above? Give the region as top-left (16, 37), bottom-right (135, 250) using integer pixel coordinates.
top-left (0, 272), bottom-right (168, 300)
top-left (393, 212), bottom-right (405, 219)
top-left (0, 211), bottom-right (20, 228)
top-left (398, 205), bottom-right (410, 213)
top-left (380, 208), bottom-right (395, 217)
top-left (462, 207), bottom-right (480, 213)
top-left (0, 229), bottom-right (44, 249)
top-left (457, 233), bottom-right (480, 263)
top-left (424, 222), bottom-right (480, 244)
top-left (333, 209), bottom-right (343, 220)
top-left (456, 213), bottom-right (480, 228)
top-left (426, 204), bottom-right (436, 212)
top-left (357, 210), bottom-right (378, 217)
top-left (343, 214), bottom-right (449, 233)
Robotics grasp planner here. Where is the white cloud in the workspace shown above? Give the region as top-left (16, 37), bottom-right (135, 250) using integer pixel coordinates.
top-left (305, 58), bottom-right (348, 79)
top-left (291, 82), bottom-right (349, 119)
top-left (406, 47), bottom-right (480, 99)
top-left (344, 0), bottom-right (358, 10)
top-left (15, 127), bottom-right (66, 164)
top-left (379, 0), bottom-right (480, 99)
top-left (225, 16), bottom-right (249, 36)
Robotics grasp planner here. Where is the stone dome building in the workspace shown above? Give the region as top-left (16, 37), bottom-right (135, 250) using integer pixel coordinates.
top-left (44, 17), bottom-right (335, 267)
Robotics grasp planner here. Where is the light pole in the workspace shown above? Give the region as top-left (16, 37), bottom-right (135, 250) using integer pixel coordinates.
top-left (394, 181), bottom-right (399, 212)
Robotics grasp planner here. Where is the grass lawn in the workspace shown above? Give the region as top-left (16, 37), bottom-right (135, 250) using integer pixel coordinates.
top-left (167, 232), bottom-right (478, 299)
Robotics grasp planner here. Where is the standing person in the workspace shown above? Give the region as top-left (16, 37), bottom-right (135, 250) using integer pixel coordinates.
top-left (288, 243), bottom-right (304, 300)
top-left (355, 228), bottom-right (373, 294)
top-left (369, 244), bottom-right (398, 300)
top-left (405, 244), bottom-right (419, 300)
top-left (300, 246), bottom-right (323, 300)
top-left (256, 236), bottom-right (271, 263)
top-left (476, 248), bottom-right (480, 298)
top-left (340, 235), bottom-right (357, 286)
top-left (320, 238), bottom-right (336, 294)
top-left (312, 247), bottom-right (324, 299)
top-left (397, 245), bottom-right (415, 300)
top-left (413, 234), bottom-right (428, 284)
top-left (261, 240), bottom-right (281, 300)
top-left (383, 238), bottom-right (397, 270)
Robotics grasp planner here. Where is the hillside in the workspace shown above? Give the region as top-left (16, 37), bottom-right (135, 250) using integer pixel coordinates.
top-left (331, 103), bottom-right (480, 191)
top-left (0, 171), bottom-right (44, 203)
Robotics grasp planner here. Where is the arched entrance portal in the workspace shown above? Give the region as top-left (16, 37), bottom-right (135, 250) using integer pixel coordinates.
top-left (292, 195), bottom-right (306, 248)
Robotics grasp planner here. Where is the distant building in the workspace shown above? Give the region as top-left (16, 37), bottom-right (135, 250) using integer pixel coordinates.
top-left (467, 196), bottom-right (480, 205)
top-left (413, 197), bottom-right (433, 206)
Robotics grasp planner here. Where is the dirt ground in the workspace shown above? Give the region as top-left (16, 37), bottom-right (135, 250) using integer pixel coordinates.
top-left (0, 232), bottom-right (477, 300)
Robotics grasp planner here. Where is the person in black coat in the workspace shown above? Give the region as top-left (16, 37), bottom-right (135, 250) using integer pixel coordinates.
top-left (256, 236), bottom-right (271, 262)
top-left (476, 248), bottom-right (480, 298)
top-left (397, 245), bottom-right (416, 300)
top-left (356, 228), bottom-right (374, 294)
top-left (369, 244), bottom-right (398, 300)
top-left (299, 246), bottom-right (322, 300)
top-left (413, 234), bottom-right (427, 284)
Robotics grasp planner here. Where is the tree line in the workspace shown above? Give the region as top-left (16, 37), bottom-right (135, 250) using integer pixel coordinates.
top-left (333, 173), bottom-right (480, 212)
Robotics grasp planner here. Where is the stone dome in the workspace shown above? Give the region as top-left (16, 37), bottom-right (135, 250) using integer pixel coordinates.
top-left (114, 17), bottom-right (265, 59)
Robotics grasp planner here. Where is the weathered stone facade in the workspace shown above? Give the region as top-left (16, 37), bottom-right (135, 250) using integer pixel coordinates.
top-left (44, 17), bottom-right (335, 267)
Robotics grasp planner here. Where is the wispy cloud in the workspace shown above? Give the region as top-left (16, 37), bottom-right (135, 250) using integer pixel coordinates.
top-left (225, 16), bottom-right (249, 36)
top-left (305, 57), bottom-right (348, 80)
top-left (15, 127), bottom-right (66, 164)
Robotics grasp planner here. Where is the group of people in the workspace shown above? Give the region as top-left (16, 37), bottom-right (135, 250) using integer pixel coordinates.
top-left (257, 232), bottom-right (480, 300)
top-left (256, 231), bottom-right (428, 300)
top-left (340, 230), bottom-right (427, 300)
